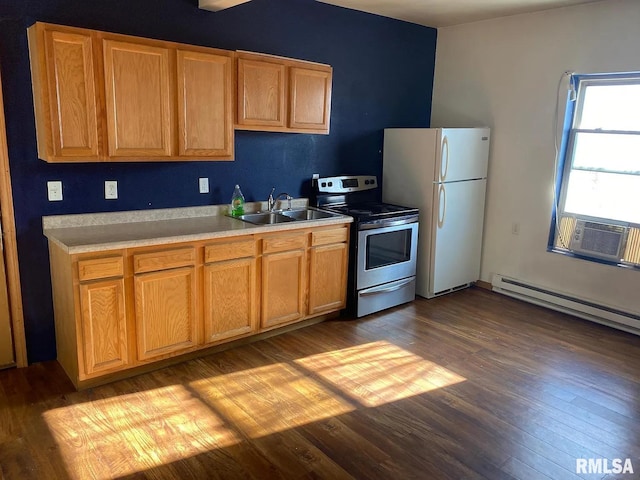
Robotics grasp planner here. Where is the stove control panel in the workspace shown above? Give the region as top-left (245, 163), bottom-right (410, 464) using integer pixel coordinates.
top-left (316, 175), bottom-right (377, 193)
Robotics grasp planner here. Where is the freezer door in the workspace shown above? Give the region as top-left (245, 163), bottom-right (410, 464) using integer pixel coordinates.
top-left (430, 179), bottom-right (486, 296)
top-left (437, 128), bottom-right (490, 182)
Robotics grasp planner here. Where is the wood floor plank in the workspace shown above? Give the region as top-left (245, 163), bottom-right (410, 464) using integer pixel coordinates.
top-left (1, 287), bottom-right (640, 479)
top-left (502, 455), bottom-right (555, 480)
top-left (447, 350), bottom-right (639, 460)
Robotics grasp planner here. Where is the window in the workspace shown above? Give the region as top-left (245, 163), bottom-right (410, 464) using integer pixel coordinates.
top-left (551, 72), bottom-right (640, 267)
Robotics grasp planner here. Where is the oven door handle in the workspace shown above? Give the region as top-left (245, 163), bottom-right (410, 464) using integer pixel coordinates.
top-left (358, 215), bottom-right (419, 230)
top-left (360, 278), bottom-right (415, 296)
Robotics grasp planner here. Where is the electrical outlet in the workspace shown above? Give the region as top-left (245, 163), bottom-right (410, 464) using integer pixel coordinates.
top-left (47, 181), bottom-right (63, 201)
top-left (105, 180), bottom-right (118, 200)
top-left (199, 177), bottom-right (209, 194)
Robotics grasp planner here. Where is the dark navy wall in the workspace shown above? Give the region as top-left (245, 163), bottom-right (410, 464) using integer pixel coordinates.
top-left (0, 0), bottom-right (436, 363)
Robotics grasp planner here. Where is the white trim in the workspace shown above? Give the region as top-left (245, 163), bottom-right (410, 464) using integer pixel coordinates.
top-left (492, 274), bottom-right (640, 335)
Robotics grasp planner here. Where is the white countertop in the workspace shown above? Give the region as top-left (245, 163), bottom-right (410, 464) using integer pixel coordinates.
top-left (43, 201), bottom-right (352, 254)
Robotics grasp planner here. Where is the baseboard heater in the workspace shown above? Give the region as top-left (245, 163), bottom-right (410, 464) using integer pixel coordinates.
top-left (492, 274), bottom-right (640, 336)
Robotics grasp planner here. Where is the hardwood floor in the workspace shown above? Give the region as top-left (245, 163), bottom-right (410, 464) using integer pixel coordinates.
top-left (1, 287), bottom-right (640, 479)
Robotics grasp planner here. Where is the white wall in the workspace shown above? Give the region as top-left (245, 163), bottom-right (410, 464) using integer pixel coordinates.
top-left (431, 0), bottom-right (640, 314)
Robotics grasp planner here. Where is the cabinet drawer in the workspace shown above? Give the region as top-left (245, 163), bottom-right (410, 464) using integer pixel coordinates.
top-left (78, 256), bottom-right (124, 281)
top-left (205, 238), bottom-right (256, 263)
top-left (311, 227), bottom-right (348, 246)
top-left (133, 247), bottom-right (195, 274)
top-left (262, 233), bottom-right (308, 254)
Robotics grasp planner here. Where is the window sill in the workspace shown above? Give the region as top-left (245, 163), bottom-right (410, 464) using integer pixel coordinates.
top-left (548, 247), bottom-right (639, 270)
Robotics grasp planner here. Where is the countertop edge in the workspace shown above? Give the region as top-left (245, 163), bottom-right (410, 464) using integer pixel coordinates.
top-left (43, 208), bottom-right (353, 255)
top-left (42, 200), bottom-right (308, 229)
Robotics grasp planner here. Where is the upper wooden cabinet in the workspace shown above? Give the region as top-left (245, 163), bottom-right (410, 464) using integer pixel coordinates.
top-left (28, 22), bottom-right (234, 162)
top-left (236, 52), bottom-right (332, 134)
top-left (237, 58), bottom-right (286, 128)
top-left (289, 67), bottom-right (332, 132)
top-left (177, 50), bottom-right (234, 157)
top-left (28, 25), bottom-right (101, 161)
top-left (103, 39), bottom-right (173, 158)
top-left (29, 23), bottom-right (334, 162)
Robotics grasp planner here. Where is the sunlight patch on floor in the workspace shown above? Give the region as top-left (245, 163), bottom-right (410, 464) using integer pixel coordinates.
top-left (42, 342), bottom-right (464, 478)
top-left (42, 384), bottom-right (241, 480)
top-left (295, 340), bottom-right (466, 407)
top-left (189, 362), bottom-right (355, 438)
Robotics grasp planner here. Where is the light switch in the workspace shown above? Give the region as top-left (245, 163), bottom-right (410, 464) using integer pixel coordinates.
top-left (199, 177), bottom-right (209, 194)
top-left (47, 181), bottom-right (63, 201)
top-left (105, 180), bottom-right (118, 200)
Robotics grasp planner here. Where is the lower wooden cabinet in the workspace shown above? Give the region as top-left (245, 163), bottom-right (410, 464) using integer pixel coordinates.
top-left (132, 247), bottom-right (197, 361)
top-left (308, 242), bottom-right (348, 315)
top-left (204, 257), bottom-right (257, 343)
top-left (79, 277), bottom-right (128, 375)
top-left (49, 246), bottom-right (131, 385)
top-left (134, 266), bottom-right (197, 361)
top-left (48, 223), bottom-right (349, 389)
top-left (76, 255), bottom-right (130, 377)
top-left (262, 249), bottom-right (307, 328)
top-left (261, 232), bottom-right (308, 328)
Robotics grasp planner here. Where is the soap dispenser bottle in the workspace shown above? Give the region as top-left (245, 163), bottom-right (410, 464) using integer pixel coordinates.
top-left (230, 184), bottom-right (245, 217)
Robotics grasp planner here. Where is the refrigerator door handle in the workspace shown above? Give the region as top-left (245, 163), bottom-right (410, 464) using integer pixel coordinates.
top-left (437, 184), bottom-right (446, 228)
top-left (440, 135), bottom-right (449, 182)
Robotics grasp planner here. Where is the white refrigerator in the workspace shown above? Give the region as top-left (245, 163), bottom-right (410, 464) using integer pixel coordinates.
top-left (382, 128), bottom-right (490, 298)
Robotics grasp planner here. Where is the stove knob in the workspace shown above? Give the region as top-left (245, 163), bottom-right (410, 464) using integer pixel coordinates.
top-left (321, 182), bottom-right (327, 187)
top-left (328, 182), bottom-right (333, 187)
top-left (364, 180), bottom-right (369, 185)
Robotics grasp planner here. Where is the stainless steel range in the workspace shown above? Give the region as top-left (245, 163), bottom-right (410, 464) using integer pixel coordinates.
top-left (314, 175), bottom-right (419, 317)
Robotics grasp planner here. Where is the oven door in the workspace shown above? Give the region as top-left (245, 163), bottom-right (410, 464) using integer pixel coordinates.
top-left (356, 220), bottom-right (418, 290)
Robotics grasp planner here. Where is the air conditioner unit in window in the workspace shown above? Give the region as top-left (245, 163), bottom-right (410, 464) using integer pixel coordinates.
top-left (570, 219), bottom-right (627, 260)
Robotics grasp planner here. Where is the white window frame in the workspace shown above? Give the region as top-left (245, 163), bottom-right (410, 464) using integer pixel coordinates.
top-left (552, 72), bottom-right (640, 268)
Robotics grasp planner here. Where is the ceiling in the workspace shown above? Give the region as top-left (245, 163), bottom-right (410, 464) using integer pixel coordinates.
top-left (315, 0), bottom-right (603, 27)
top-left (200, 0), bottom-right (604, 27)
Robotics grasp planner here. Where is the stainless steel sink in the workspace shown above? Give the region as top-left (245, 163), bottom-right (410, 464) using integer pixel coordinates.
top-left (233, 208), bottom-right (342, 225)
top-left (236, 212), bottom-right (296, 225)
top-left (280, 208), bottom-right (336, 220)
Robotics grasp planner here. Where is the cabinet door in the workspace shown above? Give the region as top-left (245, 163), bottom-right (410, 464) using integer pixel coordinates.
top-left (289, 67), bottom-right (332, 133)
top-left (30, 26), bottom-right (100, 161)
top-left (103, 39), bottom-right (172, 157)
top-left (177, 50), bottom-right (233, 158)
top-left (79, 278), bottom-right (128, 376)
top-left (204, 258), bottom-right (257, 343)
top-left (135, 267), bottom-right (197, 361)
top-left (237, 58), bottom-right (286, 128)
top-left (261, 249), bottom-right (306, 328)
top-left (308, 243), bottom-right (348, 315)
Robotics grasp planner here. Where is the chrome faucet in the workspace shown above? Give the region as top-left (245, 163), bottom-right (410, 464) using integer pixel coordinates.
top-left (267, 187), bottom-right (276, 211)
top-left (268, 187), bottom-right (292, 211)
